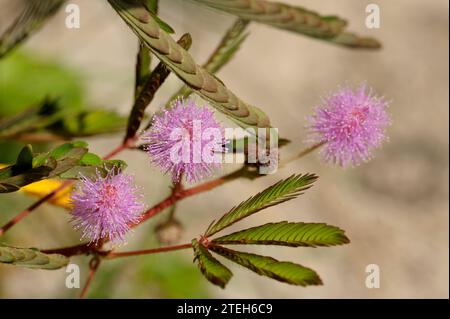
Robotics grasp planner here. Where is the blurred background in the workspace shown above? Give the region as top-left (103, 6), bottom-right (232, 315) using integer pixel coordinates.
top-left (0, 0), bottom-right (448, 298)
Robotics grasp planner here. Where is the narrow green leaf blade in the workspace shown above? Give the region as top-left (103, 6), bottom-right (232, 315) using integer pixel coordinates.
top-left (108, 0), bottom-right (270, 129)
top-left (192, 239), bottom-right (233, 288)
top-left (0, 244), bottom-right (69, 270)
top-left (205, 174), bottom-right (318, 236)
top-left (210, 245), bottom-right (322, 286)
top-left (191, 0), bottom-right (345, 38)
top-left (212, 221), bottom-right (350, 247)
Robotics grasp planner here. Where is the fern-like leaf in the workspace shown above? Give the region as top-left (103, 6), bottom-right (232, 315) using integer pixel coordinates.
top-left (212, 221), bottom-right (350, 247)
top-left (108, 0), bottom-right (270, 129)
top-left (205, 174), bottom-right (318, 236)
top-left (191, 0), bottom-right (345, 38)
top-left (210, 245), bottom-right (322, 286)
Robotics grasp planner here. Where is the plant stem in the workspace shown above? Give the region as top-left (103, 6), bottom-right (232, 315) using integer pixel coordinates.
top-left (0, 180), bottom-right (72, 236)
top-left (79, 257), bottom-right (101, 299)
top-left (106, 243), bottom-right (191, 259)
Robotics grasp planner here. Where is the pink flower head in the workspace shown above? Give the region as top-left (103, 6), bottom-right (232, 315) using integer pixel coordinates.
top-left (307, 83), bottom-right (390, 166)
top-left (142, 99), bottom-right (226, 183)
top-left (70, 169), bottom-right (144, 244)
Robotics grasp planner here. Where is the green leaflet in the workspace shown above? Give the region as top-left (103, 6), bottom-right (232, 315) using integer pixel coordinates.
top-left (0, 244), bottom-right (69, 270)
top-left (0, 0), bottom-right (66, 58)
top-left (192, 239), bottom-right (233, 288)
top-left (108, 0), bottom-right (270, 129)
top-left (212, 221), bottom-right (350, 247)
top-left (205, 174), bottom-right (318, 236)
top-left (210, 245), bottom-right (322, 286)
top-left (191, 0), bottom-right (346, 38)
top-left (192, 0), bottom-right (381, 49)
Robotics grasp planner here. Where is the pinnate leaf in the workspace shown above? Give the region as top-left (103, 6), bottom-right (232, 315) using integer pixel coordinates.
top-left (205, 174), bottom-right (318, 236)
top-left (210, 245), bottom-right (322, 286)
top-left (212, 221), bottom-right (350, 247)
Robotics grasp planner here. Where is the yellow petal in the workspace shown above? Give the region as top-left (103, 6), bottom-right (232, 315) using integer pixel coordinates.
top-left (0, 163), bottom-right (72, 209)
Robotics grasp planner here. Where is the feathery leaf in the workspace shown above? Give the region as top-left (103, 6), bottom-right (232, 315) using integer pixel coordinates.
top-left (212, 221), bottom-right (350, 247)
top-left (205, 173), bottom-right (318, 236)
top-left (210, 245), bottom-right (322, 286)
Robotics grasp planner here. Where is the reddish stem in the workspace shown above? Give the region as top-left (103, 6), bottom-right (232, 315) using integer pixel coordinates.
top-left (106, 243), bottom-right (192, 259)
top-left (136, 176), bottom-right (229, 226)
top-left (79, 257), bottom-right (101, 299)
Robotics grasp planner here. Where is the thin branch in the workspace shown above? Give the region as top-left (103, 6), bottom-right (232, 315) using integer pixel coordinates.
top-left (0, 180), bottom-right (72, 236)
top-left (79, 257), bottom-right (101, 299)
top-left (106, 243), bottom-right (191, 259)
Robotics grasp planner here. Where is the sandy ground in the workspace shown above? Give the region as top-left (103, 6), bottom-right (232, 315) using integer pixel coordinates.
top-left (0, 0), bottom-right (448, 298)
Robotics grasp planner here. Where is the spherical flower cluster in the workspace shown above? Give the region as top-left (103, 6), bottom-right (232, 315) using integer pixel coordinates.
top-left (70, 170), bottom-right (144, 244)
top-left (142, 99), bottom-right (226, 183)
top-left (307, 84), bottom-right (390, 166)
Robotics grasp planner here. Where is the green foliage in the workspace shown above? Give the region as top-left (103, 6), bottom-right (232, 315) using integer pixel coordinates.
top-left (192, 0), bottom-right (345, 38)
top-left (212, 222), bottom-right (350, 247)
top-left (0, 243), bottom-right (68, 270)
top-left (191, 0), bottom-right (381, 49)
top-left (205, 174), bottom-right (318, 236)
top-left (210, 245), bottom-right (322, 286)
top-left (0, 52), bottom-right (84, 115)
top-left (192, 239), bottom-right (233, 288)
top-left (0, 142), bottom-right (126, 193)
top-left (108, 0), bottom-right (271, 129)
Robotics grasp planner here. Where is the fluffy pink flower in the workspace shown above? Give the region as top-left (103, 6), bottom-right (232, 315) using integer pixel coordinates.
top-left (307, 84), bottom-right (390, 166)
top-left (70, 170), bottom-right (144, 244)
top-left (142, 99), bottom-right (226, 183)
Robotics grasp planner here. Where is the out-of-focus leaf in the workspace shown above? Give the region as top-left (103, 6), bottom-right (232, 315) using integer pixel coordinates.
top-left (212, 221), bottom-right (350, 247)
top-left (205, 174), bottom-right (318, 236)
top-left (0, 244), bottom-right (69, 270)
top-left (0, 0), bottom-right (66, 58)
top-left (0, 53), bottom-right (84, 115)
top-left (191, 0), bottom-right (345, 38)
top-left (0, 99), bottom-right (126, 141)
top-left (108, 0), bottom-right (271, 129)
top-left (192, 0), bottom-right (381, 49)
top-left (59, 159), bottom-right (127, 179)
top-left (192, 239), bottom-right (233, 288)
top-left (210, 245), bottom-right (322, 286)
